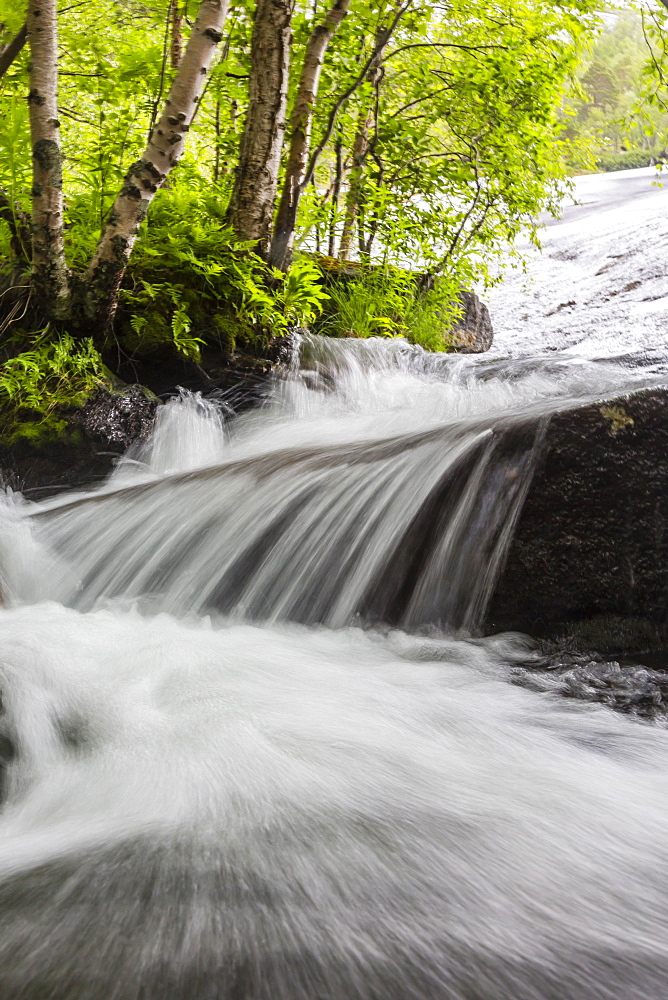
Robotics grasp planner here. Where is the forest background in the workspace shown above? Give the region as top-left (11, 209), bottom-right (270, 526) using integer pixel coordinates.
top-left (1, 0), bottom-right (668, 440)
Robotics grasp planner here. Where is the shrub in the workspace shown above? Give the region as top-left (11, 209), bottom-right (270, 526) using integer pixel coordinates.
top-left (117, 189), bottom-right (329, 361)
top-left (315, 265), bottom-right (460, 351)
top-left (595, 149), bottom-right (665, 173)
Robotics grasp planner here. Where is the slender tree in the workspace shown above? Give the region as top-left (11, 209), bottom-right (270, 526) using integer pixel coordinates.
top-left (338, 29), bottom-right (387, 260)
top-left (269, 0), bottom-right (352, 271)
top-left (227, 0), bottom-right (294, 257)
top-left (84, 0), bottom-right (230, 326)
top-left (268, 1), bottom-right (411, 268)
top-left (26, 0), bottom-right (69, 318)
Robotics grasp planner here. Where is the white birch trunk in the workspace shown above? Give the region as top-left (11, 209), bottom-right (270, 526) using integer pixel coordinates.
top-left (27, 0), bottom-right (69, 318)
top-left (85, 0), bottom-right (229, 327)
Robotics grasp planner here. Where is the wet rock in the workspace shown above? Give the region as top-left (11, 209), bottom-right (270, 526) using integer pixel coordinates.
top-left (0, 342), bottom-right (289, 499)
top-left (487, 387), bottom-right (668, 654)
top-left (111, 340), bottom-right (285, 413)
top-left (72, 385), bottom-right (159, 450)
top-left (449, 290), bottom-right (494, 354)
top-left (0, 385), bottom-right (160, 500)
top-left (510, 642), bottom-right (668, 722)
top-left (0, 430), bottom-right (115, 501)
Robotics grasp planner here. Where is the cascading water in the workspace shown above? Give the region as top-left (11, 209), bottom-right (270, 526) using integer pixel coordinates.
top-left (1, 170), bottom-right (668, 999)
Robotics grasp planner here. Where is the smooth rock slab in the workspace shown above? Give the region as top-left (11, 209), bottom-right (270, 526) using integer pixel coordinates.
top-left (487, 386), bottom-right (668, 654)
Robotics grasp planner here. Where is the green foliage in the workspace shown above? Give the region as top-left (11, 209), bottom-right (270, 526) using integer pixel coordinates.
top-left (317, 267), bottom-right (459, 352)
top-left (560, 8), bottom-right (668, 171)
top-left (0, 0), bottom-right (609, 379)
top-left (295, 0), bottom-right (602, 282)
top-left (595, 148), bottom-right (664, 171)
top-left (118, 188), bottom-right (329, 359)
top-left (271, 259), bottom-right (330, 328)
top-left (402, 283), bottom-right (463, 353)
top-left (0, 335), bottom-right (106, 419)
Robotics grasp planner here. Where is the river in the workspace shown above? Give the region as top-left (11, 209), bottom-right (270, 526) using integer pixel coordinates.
top-left (0, 169), bottom-right (667, 999)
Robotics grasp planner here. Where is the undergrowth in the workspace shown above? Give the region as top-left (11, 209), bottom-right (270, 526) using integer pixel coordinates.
top-left (116, 190), bottom-right (329, 361)
top-left (316, 265), bottom-right (461, 351)
top-left (0, 187), bottom-right (463, 428)
top-left (0, 333), bottom-right (107, 439)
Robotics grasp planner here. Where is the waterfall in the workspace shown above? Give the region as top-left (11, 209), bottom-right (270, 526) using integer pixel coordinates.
top-left (20, 333), bottom-right (656, 632)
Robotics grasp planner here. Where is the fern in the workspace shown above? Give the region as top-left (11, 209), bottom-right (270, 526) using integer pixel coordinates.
top-left (0, 335), bottom-right (106, 417)
top-left (118, 189), bottom-right (330, 356)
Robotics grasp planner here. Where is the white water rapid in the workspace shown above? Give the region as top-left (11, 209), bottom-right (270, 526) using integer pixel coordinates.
top-left (1, 170), bottom-right (668, 999)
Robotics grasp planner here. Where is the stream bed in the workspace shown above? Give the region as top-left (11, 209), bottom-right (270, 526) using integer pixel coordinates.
top-left (0, 169), bottom-right (668, 999)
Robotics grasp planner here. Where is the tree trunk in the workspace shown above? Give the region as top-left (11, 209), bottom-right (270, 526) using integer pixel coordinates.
top-left (26, 0), bottom-right (70, 319)
top-left (227, 0), bottom-right (294, 258)
top-left (0, 21), bottom-right (27, 79)
top-left (269, 0), bottom-right (351, 271)
top-left (0, 192), bottom-right (31, 261)
top-left (328, 137), bottom-right (343, 256)
top-left (84, 0), bottom-right (229, 329)
top-left (337, 105), bottom-right (373, 261)
top-left (170, 0), bottom-right (183, 70)
top-left (338, 29), bottom-right (386, 261)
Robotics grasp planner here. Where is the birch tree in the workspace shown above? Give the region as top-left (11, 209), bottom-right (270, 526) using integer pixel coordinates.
top-left (26, 0), bottom-right (69, 318)
top-left (84, 0), bottom-right (230, 325)
top-left (269, 0), bottom-right (352, 271)
top-left (227, 0), bottom-right (294, 257)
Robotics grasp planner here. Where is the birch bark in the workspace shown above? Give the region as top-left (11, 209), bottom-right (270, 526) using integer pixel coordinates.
top-left (170, 0), bottom-right (183, 70)
top-left (269, 0), bottom-right (351, 271)
top-left (227, 0), bottom-right (294, 257)
top-left (85, 0), bottom-right (229, 327)
top-left (27, 0), bottom-right (69, 318)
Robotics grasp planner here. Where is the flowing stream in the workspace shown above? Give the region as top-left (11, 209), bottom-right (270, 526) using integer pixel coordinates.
top-left (1, 170), bottom-right (668, 999)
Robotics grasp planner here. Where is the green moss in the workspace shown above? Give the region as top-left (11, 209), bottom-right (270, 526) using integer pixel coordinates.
top-left (599, 405), bottom-right (635, 436)
top-left (209, 314), bottom-right (260, 355)
top-left (6, 414), bottom-right (83, 447)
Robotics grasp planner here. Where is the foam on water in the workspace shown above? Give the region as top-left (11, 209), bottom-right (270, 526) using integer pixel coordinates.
top-left (0, 603), bottom-right (666, 999)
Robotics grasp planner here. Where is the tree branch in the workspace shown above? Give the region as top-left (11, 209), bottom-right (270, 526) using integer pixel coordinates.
top-left (384, 40), bottom-right (508, 61)
top-left (0, 22), bottom-right (27, 79)
top-left (301, 0), bottom-right (413, 191)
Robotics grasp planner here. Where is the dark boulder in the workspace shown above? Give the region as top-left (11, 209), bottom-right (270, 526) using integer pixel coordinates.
top-left (110, 343), bottom-right (287, 406)
top-left (72, 384), bottom-right (159, 450)
top-left (487, 386), bottom-right (668, 654)
top-left (0, 339), bottom-right (294, 499)
top-left (449, 291), bottom-right (494, 354)
top-left (0, 385), bottom-right (159, 500)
